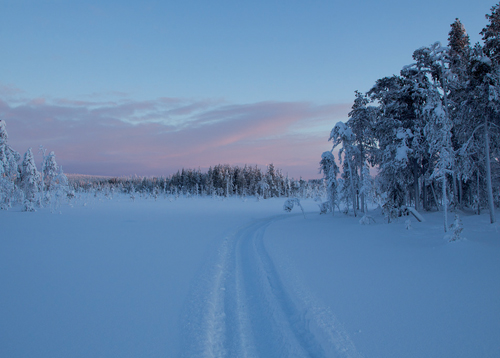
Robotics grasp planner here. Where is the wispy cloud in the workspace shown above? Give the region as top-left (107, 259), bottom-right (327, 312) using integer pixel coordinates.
top-left (0, 89), bottom-right (349, 178)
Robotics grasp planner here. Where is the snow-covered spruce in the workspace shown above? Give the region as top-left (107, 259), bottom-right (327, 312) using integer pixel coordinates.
top-left (39, 146), bottom-right (70, 208)
top-left (319, 151), bottom-right (339, 215)
top-left (0, 120), bottom-right (21, 210)
top-left (20, 148), bottom-right (41, 212)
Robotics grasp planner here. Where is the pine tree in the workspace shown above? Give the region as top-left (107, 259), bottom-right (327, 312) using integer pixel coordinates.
top-left (448, 18), bottom-right (471, 80)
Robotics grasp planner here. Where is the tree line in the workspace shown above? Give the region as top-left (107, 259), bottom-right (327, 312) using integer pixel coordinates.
top-left (68, 164), bottom-right (324, 200)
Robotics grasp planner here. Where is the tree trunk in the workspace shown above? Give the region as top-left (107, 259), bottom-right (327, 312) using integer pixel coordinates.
top-left (359, 158), bottom-right (365, 214)
top-left (484, 117), bottom-right (496, 223)
top-left (431, 181), bottom-right (440, 211)
top-left (422, 177), bottom-right (427, 211)
top-left (413, 158), bottom-right (420, 210)
top-left (477, 169), bottom-right (481, 215)
top-left (443, 174), bottom-right (448, 232)
top-left (346, 150), bottom-right (357, 217)
top-left (452, 172), bottom-right (458, 208)
top-left (458, 178), bottom-right (463, 208)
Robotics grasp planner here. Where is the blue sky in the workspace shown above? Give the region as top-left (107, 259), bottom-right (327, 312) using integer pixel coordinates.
top-left (0, 0), bottom-right (495, 178)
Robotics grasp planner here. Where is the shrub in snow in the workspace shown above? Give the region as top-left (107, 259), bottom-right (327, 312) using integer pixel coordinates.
top-left (382, 202), bottom-right (399, 223)
top-left (383, 203), bottom-right (410, 223)
top-left (283, 198), bottom-right (305, 218)
top-left (359, 214), bottom-right (376, 225)
top-left (405, 218), bottom-right (412, 230)
top-left (447, 214), bottom-right (465, 242)
top-left (130, 185), bottom-right (136, 202)
top-left (318, 201), bottom-right (331, 214)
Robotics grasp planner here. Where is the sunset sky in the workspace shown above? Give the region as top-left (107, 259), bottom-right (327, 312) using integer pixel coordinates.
top-left (0, 0), bottom-right (493, 178)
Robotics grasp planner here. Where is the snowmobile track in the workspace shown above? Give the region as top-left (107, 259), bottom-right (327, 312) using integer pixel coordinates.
top-left (183, 215), bottom-right (363, 358)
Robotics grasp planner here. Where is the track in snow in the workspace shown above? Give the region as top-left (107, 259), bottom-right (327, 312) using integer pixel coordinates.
top-left (182, 215), bottom-right (363, 358)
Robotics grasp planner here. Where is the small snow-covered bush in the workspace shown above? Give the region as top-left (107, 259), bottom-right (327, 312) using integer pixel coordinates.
top-left (447, 214), bottom-right (465, 242)
top-left (283, 198), bottom-right (295, 212)
top-left (318, 201), bottom-right (331, 215)
top-left (359, 214), bottom-right (376, 225)
top-left (283, 198), bottom-right (305, 218)
top-left (405, 218), bottom-right (412, 230)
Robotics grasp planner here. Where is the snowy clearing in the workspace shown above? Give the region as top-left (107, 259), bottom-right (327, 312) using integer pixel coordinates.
top-left (1, 195), bottom-right (499, 357)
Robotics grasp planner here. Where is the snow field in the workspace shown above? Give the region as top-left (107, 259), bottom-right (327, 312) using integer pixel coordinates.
top-left (266, 208), bottom-right (500, 357)
top-left (1, 194), bottom-right (499, 357)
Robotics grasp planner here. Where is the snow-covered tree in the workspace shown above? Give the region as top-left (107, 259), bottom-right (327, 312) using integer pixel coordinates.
top-left (39, 148), bottom-right (61, 205)
top-left (481, 4), bottom-right (500, 65)
top-left (283, 198), bottom-right (305, 218)
top-left (42, 150), bottom-right (59, 188)
top-left (412, 42), bottom-right (457, 231)
top-left (20, 148), bottom-right (41, 212)
top-left (329, 121), bottom-right (358, 216)
top-left (458, 43), bottom-right (499, 223)
top-left (51, 166), bottom-right (70, 209)
top-left (319, 151), bottom-right (339, 214)
top-left (359, 163), bottom-right (373, 213)
top-left (346, 91), bottom-right (377, 212)
top-left (425, 96), bottom-right (455, 231)
top-left (448, 18), bottom-right (471, 82)
top-left (0, 120), bottom-right (21, 209)
top-left (368, 74), bottom-right (427, 212)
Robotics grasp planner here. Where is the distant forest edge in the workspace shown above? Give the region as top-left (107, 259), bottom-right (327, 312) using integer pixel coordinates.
top-left (67, 165), bottom-right (324, 199)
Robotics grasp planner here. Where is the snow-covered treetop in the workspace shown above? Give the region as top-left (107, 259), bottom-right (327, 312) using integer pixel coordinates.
top-left (481, 3), bottom-right (500, 63)
top-left (448, 18), bottom-right (470, 56)
top-left (0, 120), bottom-right (8, 145)
top-left (319, 151), bottom-right (338, 176)
top-left (320, 151), bottom-right (335, 163)
top-left (22, 148), bottom-right (37, 172)
top-left (329, 121), bottom-right (354, 146)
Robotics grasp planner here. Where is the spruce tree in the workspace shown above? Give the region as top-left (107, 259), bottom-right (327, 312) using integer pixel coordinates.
top-left (20, 148), bottom-right (41, 212)
top-left (319, 151), bottom-right (339, 214)
top-left (0, 120), bottom-right (21, 209)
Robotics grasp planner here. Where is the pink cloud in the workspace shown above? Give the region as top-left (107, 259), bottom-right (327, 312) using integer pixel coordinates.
top-left (0, 93), bottom-right (349, 179)
top-left (0, 84), bottom-right (25, 97)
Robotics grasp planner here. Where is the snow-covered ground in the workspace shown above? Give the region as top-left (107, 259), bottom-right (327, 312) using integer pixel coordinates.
top-left (1, 195), bottom-right (499, 357)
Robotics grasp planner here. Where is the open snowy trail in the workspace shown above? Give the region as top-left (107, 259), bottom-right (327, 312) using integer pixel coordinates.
top-left (182, 215), bottom-right (363, 358)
